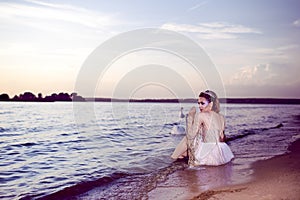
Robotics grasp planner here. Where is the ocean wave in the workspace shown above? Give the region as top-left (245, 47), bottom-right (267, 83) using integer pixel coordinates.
top-left (0, 127), bottom-right (20, 133)
top-left (31, 172), bottom-right (129, 200)
top-left (0, 111), bottom-right (13, 115)
top-left (10, 142), bottom-right (38, 148)
top-left (74, 161), bottom-right (186, 200)
top-left (1, 103), bottom-right (298, 200)
top-left (227, 123), bottom-right (283, 143)
top-left (22, 157), bottom-right (186, 200)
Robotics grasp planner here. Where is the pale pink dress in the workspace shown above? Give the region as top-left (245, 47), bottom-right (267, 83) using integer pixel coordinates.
top-left (172, 111), bottom-right (234, 166)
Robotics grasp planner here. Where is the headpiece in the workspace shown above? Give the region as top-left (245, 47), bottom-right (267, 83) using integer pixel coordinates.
top-left (199, 90), bottom-right (216, 102)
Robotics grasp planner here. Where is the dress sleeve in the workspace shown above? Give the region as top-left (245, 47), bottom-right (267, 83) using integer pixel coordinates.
top-left (191, 113), bottom-right (201, 138)
top-left (186, 112), bottom-right (202, 167)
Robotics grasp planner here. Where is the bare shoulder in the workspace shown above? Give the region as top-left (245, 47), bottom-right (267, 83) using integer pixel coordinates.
top-left (218, 113), bottom-right (225, 120)
top-left (216, 113), bottom-right (225, 124)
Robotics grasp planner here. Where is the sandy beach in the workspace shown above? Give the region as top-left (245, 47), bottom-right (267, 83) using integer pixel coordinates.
top-left (149, 139), bottom-right (300, 200)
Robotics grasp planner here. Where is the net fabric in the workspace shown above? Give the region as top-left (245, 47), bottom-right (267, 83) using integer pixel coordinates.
top-left (186, 108), bottom-right (234, 167)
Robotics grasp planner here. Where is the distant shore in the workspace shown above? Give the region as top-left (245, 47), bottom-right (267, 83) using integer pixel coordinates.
top-left (3, 97), bottom-right (300, 104)
top-left (1, 93), bottom-right (300, 105)
top-left (0, 92), bottom-right (85, 102)
top-left (88, 97), bottom-right (300, 104)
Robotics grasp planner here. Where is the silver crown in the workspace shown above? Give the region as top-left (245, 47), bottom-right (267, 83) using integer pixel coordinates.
top-left (203, 90), bottom-right (216, 99)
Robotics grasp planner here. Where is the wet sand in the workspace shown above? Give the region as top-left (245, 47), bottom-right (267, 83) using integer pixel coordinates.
top-left (149, 139), bottom-right (300, 200)
top-left (192, 138), bottom-right (300, 200)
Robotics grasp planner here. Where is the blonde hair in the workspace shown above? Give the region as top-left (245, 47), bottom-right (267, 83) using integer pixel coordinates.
top-left (199, 90), bottom-right (220, 113)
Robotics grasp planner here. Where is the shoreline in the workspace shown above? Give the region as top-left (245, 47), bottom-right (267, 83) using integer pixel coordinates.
top-left (148, 139), bottom-right (300, 200)
top-left (190, 138), bottom-right (300, 200)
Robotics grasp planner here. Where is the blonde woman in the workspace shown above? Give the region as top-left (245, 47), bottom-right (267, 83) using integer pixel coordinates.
top-left (171, 90), bottom-right (234, 166)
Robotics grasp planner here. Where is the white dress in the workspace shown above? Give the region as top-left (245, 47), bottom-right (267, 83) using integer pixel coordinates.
top-left (193, 135), bottom-right (234, 166)
top-left (187, 112), bottom-right (234, 166)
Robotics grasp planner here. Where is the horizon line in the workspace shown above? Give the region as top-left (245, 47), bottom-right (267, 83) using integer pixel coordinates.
top-left (1, 92), bottom-right (300, 101)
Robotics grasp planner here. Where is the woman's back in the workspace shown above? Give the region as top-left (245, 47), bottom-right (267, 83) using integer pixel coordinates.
top-left (193, 111), bottom-right (233, 166)
top-left (198, 112), bottom-right (224, 143)
top-left (171, 89), bottom-right (233, 166)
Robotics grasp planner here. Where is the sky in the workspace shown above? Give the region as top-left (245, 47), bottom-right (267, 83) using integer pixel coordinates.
top-left (0, 0), bottom-right (300, 98)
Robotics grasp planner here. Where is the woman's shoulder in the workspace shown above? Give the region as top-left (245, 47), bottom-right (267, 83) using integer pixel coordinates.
top-left (215, 112), bottom-right (225, 124)
top-left (217, 113), bottom-right (225, 120)
top-left (197, 111), bottom-right (224, 119)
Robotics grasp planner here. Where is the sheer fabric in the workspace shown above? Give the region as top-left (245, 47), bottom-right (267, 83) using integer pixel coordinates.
top-left (186, 111), bottom-right (234, 166)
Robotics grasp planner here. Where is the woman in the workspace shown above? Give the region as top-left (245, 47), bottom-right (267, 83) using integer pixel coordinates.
top-left (171, 90), bottom-right (234, 166)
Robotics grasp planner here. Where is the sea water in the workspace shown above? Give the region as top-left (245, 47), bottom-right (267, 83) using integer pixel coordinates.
top-left (0, 102), bottom-right (299, 199)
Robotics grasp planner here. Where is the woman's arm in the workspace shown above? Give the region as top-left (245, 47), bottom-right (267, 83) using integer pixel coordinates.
top-left (220, 130), bottom-right (226, 142)
top-left (193, 113), bottom-right (202, 136)
top-left (219, 114), bottom-right (226, 142)
top-left (186, 107), bottom-right (198, 139)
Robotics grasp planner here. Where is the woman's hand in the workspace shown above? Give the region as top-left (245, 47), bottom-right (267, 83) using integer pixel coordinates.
top-left (220, 131), bottom-right (226, 142)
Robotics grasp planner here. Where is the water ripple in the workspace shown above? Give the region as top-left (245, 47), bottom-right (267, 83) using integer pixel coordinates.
top-left (0, 102), bottom-right (299, 199)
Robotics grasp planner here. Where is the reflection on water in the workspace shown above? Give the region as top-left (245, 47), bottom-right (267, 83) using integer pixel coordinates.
top-left (0, 102), bottom-right (299, 199)
top-left (189, 164), bottom-right (234, 192)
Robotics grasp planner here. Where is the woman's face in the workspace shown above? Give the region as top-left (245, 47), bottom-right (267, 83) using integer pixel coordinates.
top-left (198, 97), bottom-right (211, 112)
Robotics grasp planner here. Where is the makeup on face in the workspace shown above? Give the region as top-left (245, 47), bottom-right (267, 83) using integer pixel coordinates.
top-left (197, 99), bottom-right (209, 108)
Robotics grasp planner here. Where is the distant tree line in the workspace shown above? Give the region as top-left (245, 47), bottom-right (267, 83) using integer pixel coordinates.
top-left (1, 92), bottom-right (299, 104)
top-left (0, 92), bottom-right (85, 102)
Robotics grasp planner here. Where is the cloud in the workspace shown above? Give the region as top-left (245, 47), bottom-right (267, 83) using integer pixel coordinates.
top-left (0, 1), bottom-right (123, 61)
top-left (228, 60), bottom-right (300, 89)
top-left (226, 64), bottom-right (300, 97)
top-left (244, 44), bottom-right (299, 63)
top-left (277, 44), bottom-right (299, 51)
top-left (161, 22), bottom-right (261, 39)
top-left (188, 1), bottom-right (208, 11)
top-left (225, 82), bottom-right (300, 98)
top-left (0, 1), bottom-right (120, 31)
top-left (229, 64), bottom-right (276, 85)
top-left (293, 19), bottom-right (300, 27)
top-left (25, 0), bottom-right (87, 11)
